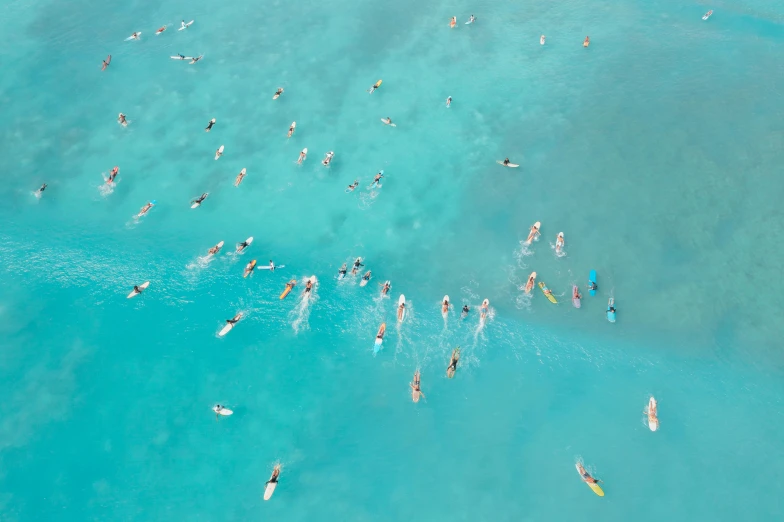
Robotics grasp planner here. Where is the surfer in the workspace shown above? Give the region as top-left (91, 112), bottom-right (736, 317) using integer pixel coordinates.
top-left (446, 347), bottom-right (460, 377)
top-left (226, 314), bottom-right (241, 326)
top-left (283, 279), bottom-right (296, 293)
top-left (446, 96), bottom-right (452, 108)
top-left (588, 280), bottom-right (598, 292)
top-left (503, 158), bottom-right (511, 166)
top-left (287, 122), bottom-right (296, 138)
top-left (156, 26), bottom-right (167, 34)
top-left (555, 232), bottom-right (565, 253)
top-left (137, 201), bottom-right (154, 216)
top-left (540, 34), bottom-right (546, 45)
top-left (410, 370), bottom-right (425, 402)
top-left (608, 302), bottom-right (617, 314)
top-left (361, 271), bottom-right (372, 283)
top-left (480, 299), bottom-right (489, 322)
top-left (442, 297), bottom-right (450, 314)
top-left (346, 180), bottom-right (359, 192)
top-left (583, 36), bottom-right (590, 48)
top-left (236, 239), bottom-right (251, 253)
top-left (297, 149), bottom-right (307, 164)
top-left (192, 193), bottom-right (208, 206)
top-left (646, 398), bottom-right (658, 425)
top-left (107, 166), bottom-right (119, 184)
top-left (338, 263), bottom-right (348, 278)
top-left (274, 88), bottom-right (284, 98)
top-left (368, 80), bottom-right (382, 94)
top-left (180, 20), bottom-right (188, 30)
top-left (208, 242), bottom-right (223, 255)
top-left (573, 286), bottom-right (582, 301)
top-left (304, 279), bottom-right (313, 294)
top-left (525, 223), bottom-right (541, 243)
top-left (265, 466), bottom-right (280, 488)
top-left (213, 404), bottom-right (226, 419)
top-left (467, 15), bottom-right (476, 24)
top-left (576, 463), bottom-right (601, 484)
top-left (351, 257), bottom-right (364, 275)
top-left (322, 151), bottom-right (334, 166)
top-left (397, 299), bottom-right (406, 321)
top-left (172, 54), bottom-right (187, 60)
top-left (381, 281), bottom-right (391, 295)
top-left (37, 183), bottom-right (47, 194)
top-left (214, 146), bottom-right (223, 159)
top-left (205, 118), bottom-right (216, 132)
top-left (268, 260), bottom-right (277, 272)
top-left (461, 305), bottom-right (469, 318)
top-left (235, 169), bottom-right (246, 186)
top-left (118, 113), bottom-right (128, 126)
top-left (450, 16), bottom-right (457, 28)
top-left (382, 117), bottom-right (394, 126)
top-left (189, 55), bottom-right (202, 64)
top-left (371, 171), bottom-right (384, 187)
top-left (129, 32), bottom-right (141, 40)
top-left (525, 272), bottom-right (536, 293)
top-left (243, 261), bottom-right (256, 277)
top-left (131, 284), bottom-right (145, 296)
top-left (101, 55), bottom-right (111, 71)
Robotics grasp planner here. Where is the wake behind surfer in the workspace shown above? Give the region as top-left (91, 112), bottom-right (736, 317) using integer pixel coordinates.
top-left (274, 87), bottom-right (284, 98)
top-left (361, 270), bottom-right (372, 283)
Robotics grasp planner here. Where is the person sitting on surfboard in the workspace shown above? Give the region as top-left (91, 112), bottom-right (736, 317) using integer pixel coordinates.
top-left (583, 36), bottom-right (590, 48)
top-left (371, 172), bottom-right (384, 187)
top-left (107, 166), bottom-right (119, 184)
top-left (382, 117), bottom-right (394, 126)
top-left (118, 113), bottom-right (128, 126)
top-left (461, 305), bottom-right (469, 318)
top-left (132, 284), bottom-right (145, 295)
top-left (351, 258), bottom-right (364, 275)
top-left (467, 15), bottom-right (476, 24)
top-left (503, 158), bottom-right (511, 166)
top-left (446, 348), bottom-right (460, 377)
top-left (213, 404), bottom-right (226, 418)
top-left (205, 118), bottom-right (216, 132)
top-left (588, 281), bottom-right (597, 292)
top-left (101, 55), bottom-right (111, 71)
top-left (576, 463), bottom-right (601, 484)
top-left (346, 180), bottom-right (359, 192)
top-left (381, 281), bottom-right (391, 295)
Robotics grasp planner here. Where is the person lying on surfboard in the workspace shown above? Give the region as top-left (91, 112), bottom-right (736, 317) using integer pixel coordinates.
top-left (297, 149), bottom-right (307, 164)
top-left (156, 26), bottom-right (167, 35)
top-left (37, 183), bottom-right (47, 194)
top-left (107, 166), bottom-right (119, 184)
top-left (351, 257), bottom-right (364, 275)
top-left (266, 467), bottom-right (280, 487)
top-left (573, 286), bottom-right (582, 301)
top-left (446, 348), bottom-right (460, 377)
top-left (304, 279), bottom-right (313, 294)
top-left (371, 171), bottom-right (384, 187)
top-left (346, 180), bottom-right (359, 192)
top-left (208, 242), bottom-right (223, 255)
top-left (588, 281), bottom-right (597, 292)
top-left (287, 122), bottom-right (296, 138)
top-left (236, 239), bottom-right (251, 253)
top-left (368, 80), bottom-right (382, 93)
top-left (382, 117), bottom-right (394, 126)
top-left (118, 113), bottom-right (128, 126)
top-left (274, 88), bottom-right (284, 98)
top-left (137, 202), bottom-right (154, 216)
top-left (101, 55), bottom-right (111, 71)
top-left (446, 96), bottom-right (452, 107)
top-left (338, 263), bottom-right (347, 278)
top-left (410, 370), bottom-right (425, 402)
top-left (361, 271), bottom-right (371, 282)
top-left (205, 118), bottom-right (216, 131)
top-left (461, 305), bottom-right (469, 318)
top-left (381, 281), bottom-right (391, 295)
top-left (225, 314), bottom-right (241, 326)
top-left (576, 463), bottom-right (601, 484)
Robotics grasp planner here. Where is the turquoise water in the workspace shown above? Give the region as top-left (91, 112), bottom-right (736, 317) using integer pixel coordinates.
top-left (2, 0), bottom-right (784, 519)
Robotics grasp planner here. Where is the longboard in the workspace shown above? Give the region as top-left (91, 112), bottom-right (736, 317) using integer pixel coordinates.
top-left (213, 406), bottom-right (233, 416)
top-left (538, 282), bottom-right (558, 303)
top-left (259, 264), bottom-right (285, 271)
top-left (219, 313), bottom-right (242, 336)
top-left (214, 145), bottom-right (224, 160)
top-left (127, 281), bottom-right (150, 298)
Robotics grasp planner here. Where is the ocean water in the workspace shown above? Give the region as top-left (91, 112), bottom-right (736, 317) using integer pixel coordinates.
top-left (2, 0), bottom-right (784, 519)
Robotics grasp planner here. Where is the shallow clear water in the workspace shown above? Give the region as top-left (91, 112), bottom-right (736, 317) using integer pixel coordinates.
top-left (1, 0), bottom-right (784, 520)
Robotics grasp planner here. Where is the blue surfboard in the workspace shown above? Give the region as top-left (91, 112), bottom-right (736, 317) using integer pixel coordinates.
top-left (589, 270), bottom-right (597, 296)
top-left (606, 298), bottom-right (616, 323)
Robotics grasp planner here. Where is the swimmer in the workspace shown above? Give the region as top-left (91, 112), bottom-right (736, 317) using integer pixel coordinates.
top-left (524, 271), bottom-right (537, 293)
top-left (273, 87), bottom-right (284, 99)
top-left (446, 347), bottom-right (460, 378)
top-left (540, 35), bottom-right (546, 45)
top-left (410, 370), bottom-right (425, 402)
top-left (243, 260), bottom-right (256, 277)
top-left (189, 55), bottom-right (203, 64)
top-left (155, 26), bottom-right (167, 35)
top-left (525, 222), bottom-right (541, 244)
top-left (117, 113), bottom-right (128, 126)
top-left (351, 257), bottom-right (364, 275)
top-left (371, 171), bottom-right (384, 187)
top-left (287, 122), bottom-right (296, 138)
top-left (381, 281), bottom-right (391, 295)
top-left (583, 36), bottom-right (590, 48)
top-left (297, 149), bottom-right (307, 164)
top-left (101, 55), bottom-right (111, 71)
top-left (338, 263), bottom-right (347, 278)
top-left (449, 16), bottom-right (457, 28)
top-left (214, 146), bottom-right (223, 159)
top-left (322, 151), bottom-right (335, 166)
top-left (576, 463), bottom-right (601, 484)
top-left (446, 96), bottom-right (452, 108)
top-left (236, 239), bottom-right (251, 253)
top-left (467, 15), bottom-right (476, 24)
top-left (107, 166), bottom-right (119, 184)
top-left (192, 192), bottom-right (209, 207)
top-left (555, 232), bottom-right (565, 253)
top-left (205, 118), bottom-right (216, 132)
top-left (361, 270), bottom-right (372, 283)
top-left (346, 180), bottom-right (359, 192)
top-left (136, 201), bottom-right (154, 217)
top-left (461, 304), bottom-right (469, 318)
top-left (367, 79), bottom-right (382, 94)
top-left (304, 279), bottom-right (313, 294)
top-left (37, 183), bottom-right (47, 194)
top-left (208, 242), bottom-right (223, 255)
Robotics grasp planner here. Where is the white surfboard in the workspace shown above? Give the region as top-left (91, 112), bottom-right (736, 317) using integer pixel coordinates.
top-left (263, 480), bottom-right (277, 500)
top-left (259, 265), bottom-right (285, 270)
top-left (496, 160), bottom-right (520, 167)
top-left (170, 55), bottom-right (190, 60)
top-left (125, 32), bottom-right (142, 41)
top-left (218, 313), bottom-right (242, 337)
top-left (209, 241), bottom-right (224, 254)
top-left (648, 397), bottom-right (659, 431)
top-left (213, 406), bottom-right (233, 416)
top-left (380, 118), bottom-right (397, 127)
top-left (304, 276), bottom-right (317, 299)
top-left (214, 145), bottom-right (224, 160)
top-left (127, 281), bottom-right (150, 298)
top-left (397, 294), bottom-right (406, 322)
top-left (179, 20), bottom-right (194, 31)
top-left (442, 295), bottom-right (450, 318)
top-left (191, 201), bottom-right (203, 209)
top-left (360, 275), bottom-right (370, 287)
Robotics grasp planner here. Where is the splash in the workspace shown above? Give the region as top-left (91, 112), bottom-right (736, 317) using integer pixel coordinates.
top-left (290, 277), bottom-right (317, 333)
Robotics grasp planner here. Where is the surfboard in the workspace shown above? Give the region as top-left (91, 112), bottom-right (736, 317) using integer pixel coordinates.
top-left (648, 397), bottom-right (658, 431)
top-left (525, 222), bottom-right (541, 244)
top-left (442, 295), bottom-right (450, 318)
top-left (380, 119), bottom-right (397, 127)
top-left (127, 281), bottom-right (149, 298)
top-left (263, 474), bottom-right (279, 500)
top-left (218, 313), bottom-right (242, 337)
top-left (397, 294), bottom-right (406, 322)
top-left (243, 260), bottom-right (256, 278)
top-left (170, 56), bottom-right (191, 60)
top-left (368, 80), bottom-right (382, 93)
top-left (496, 160), bottom-right (520, 168)
top-left (279, 281), bottom-right (295, 299)
top-left (213, 406), bottom-right (233, 416)
top-left (272, 89), bottom-right (283, 100)
top-left (572, 285), bottom-right (581, 308)
top-left (480, 298), bottom-right (489, 321)
top-left (209, 241), bottom-right (224, 254)
top-left (359, 275), bottom-right (370, 287)
top-left (589, 270), bottom-right (597, 296)
top-left (125, 33), bottom-right (141, 41)
top-left (214, 145), bottom-right (224, 160)
top-left (702, 10), bottom-right (713, 20)
top-left (576, 464), bottom-right (604, 496)
top-left (191, 200), bottom-right (203, 209)
top-left (155, 26), bottom-right (167, 35)
top-left (538, 282), bottom-right (558, 303)
top-left (447, 347), bottom-right (460, 378)
top-left (235, 168), bottom-right (246, 187)
top-left (287, 121), bottom-right (296, 137)
top-left (374, 323), bottom-right (386, 353)
top-left (607, 298), bottom-right (616, 323)
top-left (259, 264), bottom-right (285, 271)
top-left (179, 20), bottom-right (194, 30)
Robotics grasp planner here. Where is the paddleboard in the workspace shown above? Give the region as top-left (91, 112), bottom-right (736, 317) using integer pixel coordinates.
top-left (702, 10), bottom-right (713, 20)
top-left (496, 160), bottom-right (520, 168)
top-left (218, 313), bottom-right (242, 337)
top-left (442, 295), bottom-right (450, 317)
top-left (243, 260), bottom-right (257, 278)
top-left (538, 282), bottom-right (558, 303)
top-left (213, 406), bottom-right (233, 416)
top-left (397, 294), bottom-right (406, 322)
top-left (279, 281), bottom-right (295, 299)
top-left (607, 298), bottom-right (616, 323)
top-left (235, 168), bottom-right (246, 187)
top-left (380, 118), bottom-right (397, 127)
top-left (589, 270), bottom-right (597, 296)
top-left (576, 464), bottom-right (604, 496)
top-left (374, 323), bottom-right (386, 353)
top-left (179, 20), bottom-right (194, 30)
top-left (648, 397), bottom-right (659, 432)
top-left (572, 285), bottom-right (581, 308)
top-left (214, 145), bottom-right (224, 160)
top-left (125, 33), bottom-right (142, 41)
top-left (127, 281), bottom-right (149, 298)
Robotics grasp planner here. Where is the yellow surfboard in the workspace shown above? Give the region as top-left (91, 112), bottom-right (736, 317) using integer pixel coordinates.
top-left (538, 282), bottom-right (558, 303)
top-left (279, 281), bottom-right (296, 299)
top-left (587, 482), bottom-right (605, 496)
